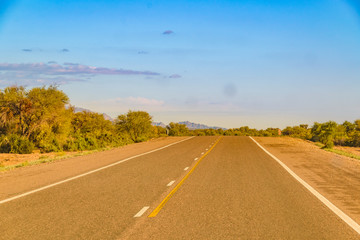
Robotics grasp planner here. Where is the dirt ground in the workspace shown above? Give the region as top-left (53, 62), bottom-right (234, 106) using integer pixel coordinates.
top-left (0, 137), bottom-right (176, 169)
top-left (254, 136), bottom-right (360, 225)
top-left (334, 145), bottom-right (360, 157)
top-left (0, 151), bottom-right (80, 168)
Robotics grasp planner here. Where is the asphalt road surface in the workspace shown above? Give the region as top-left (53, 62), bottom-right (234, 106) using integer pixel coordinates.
top-left (1, 136), bottom-right (359, 239)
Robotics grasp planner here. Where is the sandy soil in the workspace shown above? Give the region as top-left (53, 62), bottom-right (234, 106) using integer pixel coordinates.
top-left (254, 136), bottom-right (360, 225)
top-left (0, 151), bottom-right (80, 168)
top-left (0, 137), bottom-right (171, 169)
top-left (334, 145), bottom-right (360, 157)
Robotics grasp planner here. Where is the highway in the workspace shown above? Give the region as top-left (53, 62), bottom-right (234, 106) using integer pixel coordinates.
top-left (0, 136), bottom-right (359, 239)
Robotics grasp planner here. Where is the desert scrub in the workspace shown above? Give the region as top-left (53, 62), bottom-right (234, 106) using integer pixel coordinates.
top-left (324, 148), bottom-right (360, 161)
top-left (0, 135), bottom-right (34, 154)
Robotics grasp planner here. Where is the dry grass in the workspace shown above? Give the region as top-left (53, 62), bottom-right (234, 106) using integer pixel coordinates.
top-left (309, 141), bottom-right (360, 161)
top-left (0, 147), bottom-right (113, 172)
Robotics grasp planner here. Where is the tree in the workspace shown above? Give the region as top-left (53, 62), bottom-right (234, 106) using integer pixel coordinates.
top-left (167, 122), bottom-right (189, 136)
top-left (355, 120), bottom-right (360, 131)
top-left (0, 86), bottom-right (71, 153)
top-left (311, 121), bottom-right (338, 148)
top-left (0, 86), bottom-right (32, 135)
top-left (342, 121), bottom-right (356, 133)
top-left (64, 111), bottom-right (120, 151)
top-left (152, 126), bottom-right (167, 137)
top-left (282, 125), bottom-right (311, 139)
top-left (116, 110), bottom-right (153, 142)
top-left (25, 86), bottom-right (72, 151)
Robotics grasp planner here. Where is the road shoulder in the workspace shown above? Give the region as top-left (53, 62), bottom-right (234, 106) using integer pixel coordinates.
top-left (254, 136), bottom-right (360, 225)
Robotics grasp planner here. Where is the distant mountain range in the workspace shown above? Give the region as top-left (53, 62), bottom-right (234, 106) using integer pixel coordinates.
top-left (74, 107), bottom-right (114, 122)
top-left (152, 121), bottom-right (226, 130)
top-left (72, 108), bottom-right (224, 129)
top-left (179, 121), bottom-right (226, 130)
top-left (152, 122), bottom-right (167, 128)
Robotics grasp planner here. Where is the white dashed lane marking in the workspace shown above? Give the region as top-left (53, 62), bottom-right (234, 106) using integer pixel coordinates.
top-left (134, 206), bottom-right (150, 218)
top-left (167, 181), bottom-right (175, 187)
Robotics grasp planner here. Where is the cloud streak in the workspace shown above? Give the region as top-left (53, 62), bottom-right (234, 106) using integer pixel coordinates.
top-left (0, 71), bottom-right (85, 86)
top-left (20, 48), bottom-right (71, 53)
top-left (169, 74), bottom-right (181, 79)
top-left (114, 97), bottom-right (164, 106)
top-left (0, 62), bottom-right (161, 86)
top-left (163, 30), bottom-right (174, 35)
top-left (0, 62), bottom-right (160, 76)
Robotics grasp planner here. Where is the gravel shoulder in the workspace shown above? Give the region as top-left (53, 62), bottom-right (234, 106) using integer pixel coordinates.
top-left (254, 136), bottom-right (360, 225)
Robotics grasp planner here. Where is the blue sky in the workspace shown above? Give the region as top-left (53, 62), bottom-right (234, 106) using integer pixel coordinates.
top-left (0, 0), bottom-right (359, 128)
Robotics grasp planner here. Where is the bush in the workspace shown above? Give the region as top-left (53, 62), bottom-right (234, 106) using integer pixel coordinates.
top-left (0, 135), bottom-right (11, 153)
top-left (167, 122), bottom-right (189, 136)
top-left (346, 132), bottom-right (360, 147)
top-left (0, 134), bottom-right (34, 154)
top-left (64, 136), bottom-right (89, 151)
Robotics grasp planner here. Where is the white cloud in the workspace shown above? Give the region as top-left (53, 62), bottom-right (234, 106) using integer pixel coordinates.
top-left (109, 97), bottom-right (165, 106)
top-left (125, 97), bottom-right (164, 106)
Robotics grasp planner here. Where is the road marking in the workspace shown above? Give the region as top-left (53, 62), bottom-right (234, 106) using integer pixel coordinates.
top-left (134, 206), bottom-right (150, 217)
top-left (201, 152), bottom-right (204, 155)
top-left (249, 136), bottom-right (360, 235)
top-left (206, 148), bottom-right (208, 150)
top-left (167, 181), bottom-right (175, 186)
top-left (148, 137), bottom-right (223, 217)
top-left (194, 158), bottom-right (198, 161)
top-left (184, 167), bottom-right (189, 171)
top-left (0, 137), bottom-right (195, 205)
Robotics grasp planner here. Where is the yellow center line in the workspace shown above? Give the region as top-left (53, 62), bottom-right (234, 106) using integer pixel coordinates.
top-left (148, 136), bottom-right (223, 218)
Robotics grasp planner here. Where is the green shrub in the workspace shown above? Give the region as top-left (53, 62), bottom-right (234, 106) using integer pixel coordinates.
top-left (0, 135), bottom-right (11, 153)
top-left (0, 134), bottom-right (34, 154)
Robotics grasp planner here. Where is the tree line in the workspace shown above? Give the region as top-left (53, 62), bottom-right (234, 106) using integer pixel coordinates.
top-left (282, 121), bottom-right (360, 148)
top-left (0, 86), bottom-right (166, 154)
top-left (168, 121), bottom-right (360, 149)
top-left (167, 124), bottom-right (280, 137)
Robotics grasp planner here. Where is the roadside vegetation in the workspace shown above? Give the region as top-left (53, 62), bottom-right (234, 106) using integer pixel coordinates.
top-left (0, 86), bottom-right (166, 154)
top-left (167, 124), bottom-right (280, 137)
top-left (169, 120), bottom-right (360, 155)
top-left (282, 121), bottom-right (360, 149)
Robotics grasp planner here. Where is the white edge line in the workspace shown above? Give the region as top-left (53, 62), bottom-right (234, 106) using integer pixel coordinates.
top-left (167, 180), bottom-right (175, 186)
top-left (134, 206), bottom-right (150, 217)
top-left (0, 137), bottom-right (195, 205)
top-left (249, 136), bottom-right (360, 235)
top-left (194, 158), bottom-right (198, 161)
top-left (184, 167), bottom-right (189, 171)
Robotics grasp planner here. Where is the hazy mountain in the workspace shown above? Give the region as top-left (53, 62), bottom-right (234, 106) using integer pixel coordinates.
top-left (73, 107), bottom-right (114, 122)
top-left (70, 110), bottom-right (223, 129)
top-left (179, 121), bottom-right (226, 130)
top-left (152, 122), bottom-right (167, 128)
